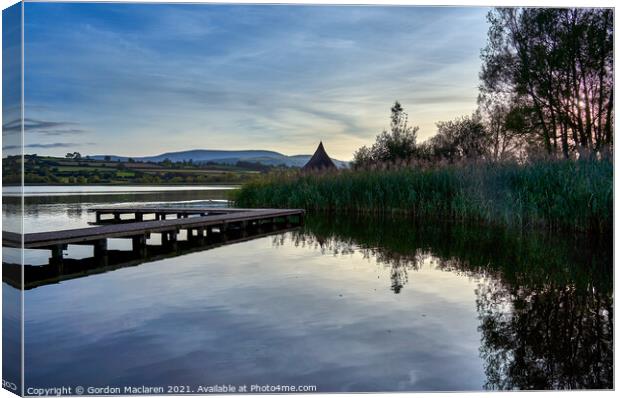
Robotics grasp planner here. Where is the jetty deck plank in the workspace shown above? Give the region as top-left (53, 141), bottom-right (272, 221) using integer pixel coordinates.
top-left (3, 208), bottom-right (304, 249)
top-left (88, 207), bottom-right (263, 214)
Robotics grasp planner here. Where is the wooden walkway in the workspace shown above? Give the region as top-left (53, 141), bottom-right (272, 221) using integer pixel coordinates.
top-left (89, 206), bottom-right (263, 223)
top-left (3, 224), bottom-right (297, 290)
top-left (3, 207), bottom-right (304, 260)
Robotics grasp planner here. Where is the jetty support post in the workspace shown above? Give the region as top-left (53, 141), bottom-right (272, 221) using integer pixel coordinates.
top-left (220, 230), bottom-right (229, 243)
top-left (50, 245), bottom-right (63, 259)
top-left (93, 239), bottom-right (108, 257)
top-left (162, 229), bottom-right (178, 249)
top-left (132, 234), bottom-right (147, 256)
top-left (219, 222), bottom-right (228, 234)
top-left (49, 244), bottom-right (66, 263)
top-left (189, 227), bottom-right (206, 243)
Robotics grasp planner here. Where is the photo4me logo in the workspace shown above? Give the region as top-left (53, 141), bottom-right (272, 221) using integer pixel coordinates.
top-left (20, 384), bottom-right (318, 395)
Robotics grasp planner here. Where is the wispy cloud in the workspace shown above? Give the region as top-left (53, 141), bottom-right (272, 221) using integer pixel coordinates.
top-left (3, 118), bottom-right (87, 136)
top-left (3, 142), bottom-right (94, 151)
top-left (23, 3), bottom-right (490, 160)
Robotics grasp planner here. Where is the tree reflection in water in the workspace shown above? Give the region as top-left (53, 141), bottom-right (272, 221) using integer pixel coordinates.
top-left (477, 279), bottom-right (612, 389)
top-left (272, 214), bottom-right (613, 390)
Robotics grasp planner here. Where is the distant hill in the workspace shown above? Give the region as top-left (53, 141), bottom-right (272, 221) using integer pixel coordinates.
top-left (91, 149), bottom-right (350, 169)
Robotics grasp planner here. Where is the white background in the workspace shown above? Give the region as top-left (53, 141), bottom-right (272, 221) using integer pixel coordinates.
top-left (0, 1), bottom-right (617, 398)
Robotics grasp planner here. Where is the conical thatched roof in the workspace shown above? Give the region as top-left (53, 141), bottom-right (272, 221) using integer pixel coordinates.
top-left (303, 141), bottom-right (337, 171)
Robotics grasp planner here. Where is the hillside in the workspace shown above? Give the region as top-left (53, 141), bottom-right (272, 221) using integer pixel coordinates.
top-left (91, 149), bottom-right (350, 169)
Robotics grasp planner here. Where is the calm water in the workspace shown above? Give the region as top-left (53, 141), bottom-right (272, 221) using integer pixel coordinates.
top-left (2, 188), bottom-right (613, 392)
top-left (2, 185), bottom-right (237, 196)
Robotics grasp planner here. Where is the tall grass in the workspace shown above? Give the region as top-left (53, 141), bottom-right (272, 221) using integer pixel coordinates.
top-left (234, 158), bottom-right (613, 233)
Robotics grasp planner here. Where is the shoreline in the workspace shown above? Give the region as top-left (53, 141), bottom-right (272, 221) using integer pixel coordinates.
top-left (3, 183), bottom-right (242, 187)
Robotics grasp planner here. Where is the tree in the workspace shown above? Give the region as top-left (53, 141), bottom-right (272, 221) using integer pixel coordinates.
top-left (480, 8), bottom-right (613, 157)
top-left (353, 101), bottom-right (419, 168)
top-left (429, 114), bottom-right (489, 162)
top-left (478, 93), bottom-right (526, 161)
top-left (352, 145), bottom-right (373, 169)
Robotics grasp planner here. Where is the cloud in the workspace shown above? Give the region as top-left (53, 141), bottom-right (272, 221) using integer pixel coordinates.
top-left (35, 129), bottom-right (86, 136)
top-left (2, 142), bottom-right (93, 151)
top-left (3, 118), bottom-right (86, 136)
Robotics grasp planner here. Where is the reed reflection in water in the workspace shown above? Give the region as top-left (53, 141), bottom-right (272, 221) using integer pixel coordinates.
top-left (274, 215), bottom-right (613, 390)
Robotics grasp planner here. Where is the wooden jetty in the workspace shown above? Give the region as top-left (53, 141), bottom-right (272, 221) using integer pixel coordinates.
top-left (3, 224), bottom-right (298, 290)
top-left (2, 207), bottom-right (304, 261)
top-left (89, 206), bottom-right (257, 223)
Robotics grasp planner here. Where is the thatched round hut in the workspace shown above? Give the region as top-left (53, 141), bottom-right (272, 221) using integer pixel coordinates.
top-left (302, 142), bottom-right (336, 171)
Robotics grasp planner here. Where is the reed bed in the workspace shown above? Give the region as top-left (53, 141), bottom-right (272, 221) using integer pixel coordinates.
top-left (233, 158), bottom-right (613, 233)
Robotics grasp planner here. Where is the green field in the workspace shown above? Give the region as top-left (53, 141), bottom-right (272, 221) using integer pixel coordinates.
top-left (2, 154), bottom-right (270, 185)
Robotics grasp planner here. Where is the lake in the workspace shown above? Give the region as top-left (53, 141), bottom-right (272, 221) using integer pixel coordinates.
top-left (2, 185), bottom-right (237, 196)
top-left (2, 186), bottom-right (613, 392)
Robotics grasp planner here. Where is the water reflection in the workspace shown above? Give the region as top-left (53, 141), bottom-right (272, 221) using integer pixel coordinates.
top-left (2, 189), bottom-right (230, 211)
top-left (275, 214), bottom-right (613, 390)
top-left (477, 280), bottom-right (612, 389)
top-left (3, 207), bottom-right (612, 391)
top-left (3, 190), bottom-right (230, 233)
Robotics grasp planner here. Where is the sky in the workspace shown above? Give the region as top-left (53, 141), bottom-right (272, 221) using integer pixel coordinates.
top-left (18, 3), bottom-right (490, 161)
